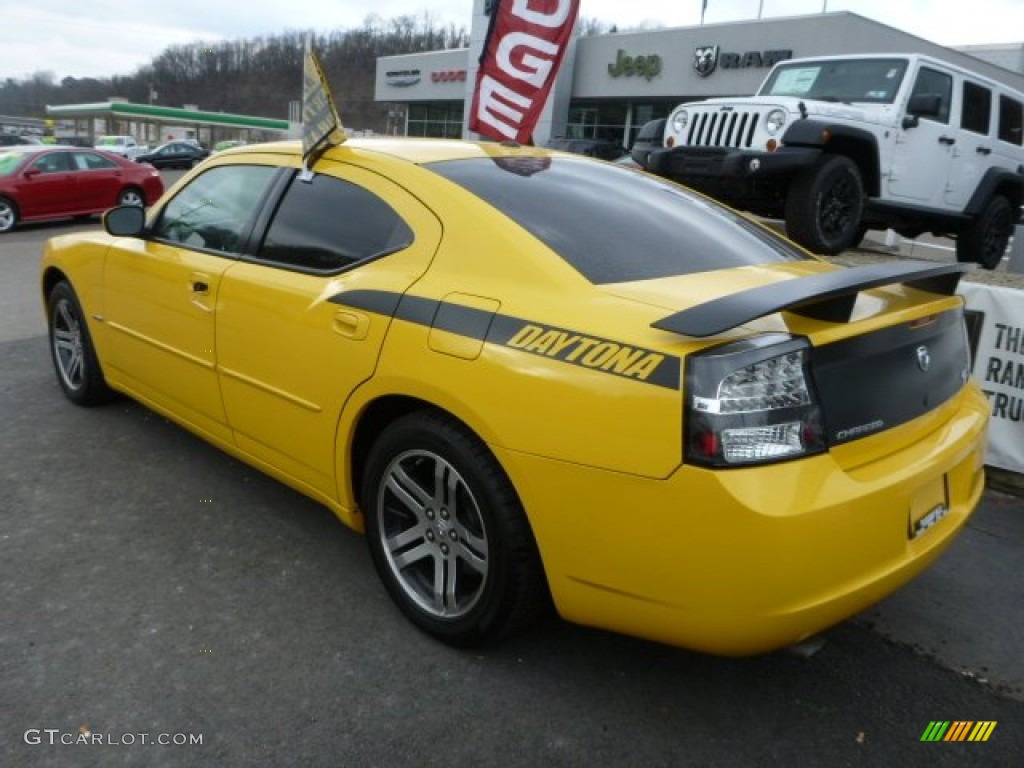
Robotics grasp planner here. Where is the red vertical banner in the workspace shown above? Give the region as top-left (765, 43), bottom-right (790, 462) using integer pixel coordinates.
top-left (469, 0), bottom-right (580, 144)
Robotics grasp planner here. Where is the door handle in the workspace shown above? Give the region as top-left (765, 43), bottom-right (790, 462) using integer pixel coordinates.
top-left (976, 146), bottom-right (992, 155)
top-left (938, 136), bottom-right (956, 145)
top-left (192, 280), bottom-right (209, 293)
top-left (332, 310), bottom-right (369, 340)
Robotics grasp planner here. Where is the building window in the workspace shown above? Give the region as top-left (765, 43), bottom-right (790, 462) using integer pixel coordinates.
top-left (407, 102), bottom-right (464, 139)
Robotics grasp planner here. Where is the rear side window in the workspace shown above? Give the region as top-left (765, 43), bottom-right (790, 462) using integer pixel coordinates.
top-left (72, 151), bottom-right (117, 170)
top-left (257, 173), bottom-right (413, 273)
top-left (428, 157), bottom-right (808, 284)
top-left (961, 81), bottom-right (991, 135)
top-left (998, 95), bottom-right (1023, 145)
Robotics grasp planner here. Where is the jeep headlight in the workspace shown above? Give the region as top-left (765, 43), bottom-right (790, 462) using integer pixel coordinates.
top-left (671, 110), bottom-right (689, 134)
top-left (765, 109), bottom-right (787, 135)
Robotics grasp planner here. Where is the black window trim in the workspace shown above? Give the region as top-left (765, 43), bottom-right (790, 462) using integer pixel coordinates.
top-left (239, 168), bottom-right (418, 278)
top-left (145, 163), bottom-right (288, 260)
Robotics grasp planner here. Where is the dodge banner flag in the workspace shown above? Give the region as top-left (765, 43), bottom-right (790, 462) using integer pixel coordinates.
top-left (469, 0), bottom-right (580, 144)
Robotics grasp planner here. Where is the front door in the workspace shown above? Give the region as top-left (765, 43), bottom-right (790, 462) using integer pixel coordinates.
top-left (887, 64), bottom-right (956, 205)
top-left (102, 163), bottom-right (280, 443)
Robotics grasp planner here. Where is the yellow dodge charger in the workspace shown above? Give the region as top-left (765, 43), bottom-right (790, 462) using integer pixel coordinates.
top-left (40, 139), bottom-right (988, 654)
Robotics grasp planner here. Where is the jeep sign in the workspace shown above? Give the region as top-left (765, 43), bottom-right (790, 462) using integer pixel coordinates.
top-left (608, 49), bottom-right (663, 81)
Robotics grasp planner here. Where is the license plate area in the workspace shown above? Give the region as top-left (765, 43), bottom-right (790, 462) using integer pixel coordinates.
top-left (909, 475), bottom-right (950, 540)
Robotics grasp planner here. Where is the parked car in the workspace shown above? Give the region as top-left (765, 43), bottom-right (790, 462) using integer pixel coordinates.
top-left (643, 53), bottom-right (1024, 266)
top-left (41, 138), bottom-right (987, 654)
top-left (94, 135), bottom-right (146, 161)
top-left (56, 136), bottom-right (96, 148)
top-left (0, 146), bottom-right (163, 233)
top-left (213, 140), bottom-right (247, 153)
top-left (135, 141), bottom-right (211, 169)
top-left (545, 137), bottom-right (627, 161)
top-left (0, 134), bottom-right (44, 146)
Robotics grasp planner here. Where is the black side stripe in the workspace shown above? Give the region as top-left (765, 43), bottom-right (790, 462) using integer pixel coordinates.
top-left (329, 289), bottom-right (682, 390)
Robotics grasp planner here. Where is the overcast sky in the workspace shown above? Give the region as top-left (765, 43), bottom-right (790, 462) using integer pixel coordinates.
top-left (2, 0), bottom-right (1023, 81)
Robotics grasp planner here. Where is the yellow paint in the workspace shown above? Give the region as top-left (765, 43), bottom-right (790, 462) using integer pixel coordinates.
top-left (40, 139), bottom-right (990, 654)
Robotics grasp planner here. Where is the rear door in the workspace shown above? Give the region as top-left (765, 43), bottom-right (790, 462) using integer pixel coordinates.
top-left (215, 160), bottom-right (442, 497)
top-left (70, 150), bottom-right (123, 211)
top-left (945, 78), bottom-right (993, 209)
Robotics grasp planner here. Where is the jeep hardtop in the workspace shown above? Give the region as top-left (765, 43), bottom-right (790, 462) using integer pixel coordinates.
top-left (640, 53), bottom-right (1024, 267)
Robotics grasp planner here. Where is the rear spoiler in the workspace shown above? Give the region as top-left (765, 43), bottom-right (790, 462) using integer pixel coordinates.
top-left (652, 261), bottom-right (968, 338)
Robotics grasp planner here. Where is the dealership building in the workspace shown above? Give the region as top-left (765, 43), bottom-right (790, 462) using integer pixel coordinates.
top-left (374, 2), bottom-right (1024, 147)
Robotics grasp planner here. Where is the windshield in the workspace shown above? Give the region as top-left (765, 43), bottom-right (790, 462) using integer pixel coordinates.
top-left (759, 58), bottom-right (908, 104)
top-left (0, 152), bottom-right (23, 177)
top-left (427, 156), bottom-right (809, 284)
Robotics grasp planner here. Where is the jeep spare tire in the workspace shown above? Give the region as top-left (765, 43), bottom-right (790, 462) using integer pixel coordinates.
top-left (785, 155), bottom-right (865, 255)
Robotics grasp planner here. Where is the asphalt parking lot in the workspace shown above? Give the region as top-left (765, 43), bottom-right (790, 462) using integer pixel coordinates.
top-left (2, 184), bottom-right (1023, 766)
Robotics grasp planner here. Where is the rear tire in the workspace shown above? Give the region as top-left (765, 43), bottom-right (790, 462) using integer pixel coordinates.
top-left (785, 155), bottom-right (865, 255)
top-left (47, 281), bottom-right (115, 406)
top-left (956, 195), bottom-right (1014, 270)
top-left (362, 410), bottom-right (548, 647)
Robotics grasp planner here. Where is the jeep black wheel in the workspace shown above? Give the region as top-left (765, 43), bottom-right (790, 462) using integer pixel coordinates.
top-left (362, 410), bottom-right (548, 647)
top-left (785, 155), bottom-right (865, 255)
top-left (956, 195), bottom-right (1014, 270)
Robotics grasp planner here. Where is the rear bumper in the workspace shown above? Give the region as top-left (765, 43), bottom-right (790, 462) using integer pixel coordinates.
top-left (495, 384), bottom-right (989, 655)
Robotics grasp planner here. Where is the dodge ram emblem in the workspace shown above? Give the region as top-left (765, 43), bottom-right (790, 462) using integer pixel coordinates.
top-left (694, 46), bottom-right (719, 78)
top-left (916, 345), bottom-right (931, 372)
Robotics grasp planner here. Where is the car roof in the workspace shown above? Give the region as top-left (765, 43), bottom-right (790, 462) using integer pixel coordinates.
top-left (225, 138), bottom-right (558, 166)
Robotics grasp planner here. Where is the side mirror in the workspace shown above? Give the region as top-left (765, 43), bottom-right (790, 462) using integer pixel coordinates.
top-left (903, 93), bottom-right (943, 129)
top-left (104, 205), bottom-right (146, 237)
top-left (22, 168), bottom-right (41, 179)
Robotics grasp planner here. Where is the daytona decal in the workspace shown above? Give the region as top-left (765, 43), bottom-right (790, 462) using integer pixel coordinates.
top-left (330, 289), bottom-right (681, 389)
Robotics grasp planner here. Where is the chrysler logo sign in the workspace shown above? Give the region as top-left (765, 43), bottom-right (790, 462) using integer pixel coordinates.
top-left (385, 69), bottom-right (421, 87)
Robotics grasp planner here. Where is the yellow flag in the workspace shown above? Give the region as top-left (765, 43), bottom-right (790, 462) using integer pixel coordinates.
top-left (302, 51), bottom-right (346, 162)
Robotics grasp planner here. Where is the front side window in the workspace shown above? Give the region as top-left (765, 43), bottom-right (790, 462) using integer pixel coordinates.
top-left (152, 164), bottom-right (277, 254)
top-left (30, 152), bottom-right (72, 174)
top-left (909, 67), bottom-right (953, 124)
top-left (961, 81), bottom-right (992, 135)
top-left (257, 173), bottom-right (413, 273)
top-left (428, 156), bottom-right (809, 284)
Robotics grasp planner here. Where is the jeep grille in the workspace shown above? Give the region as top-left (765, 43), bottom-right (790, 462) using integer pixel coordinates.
top-left (685, 109), bottom-right (762, 148)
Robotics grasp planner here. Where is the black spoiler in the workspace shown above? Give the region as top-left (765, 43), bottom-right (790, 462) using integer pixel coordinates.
top-left (652, 261), bottom-right (968, 338)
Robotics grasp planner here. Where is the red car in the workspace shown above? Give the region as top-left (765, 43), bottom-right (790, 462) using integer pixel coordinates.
top-left (0, 146), bottom-right (164, 233)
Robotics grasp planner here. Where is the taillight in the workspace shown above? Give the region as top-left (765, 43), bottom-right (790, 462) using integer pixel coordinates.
top-left (686, 334), bottom-right (825, 467)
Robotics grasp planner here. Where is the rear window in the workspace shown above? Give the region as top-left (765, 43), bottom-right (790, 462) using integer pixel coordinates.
top-left (427, 156), bottom-right (808, 284)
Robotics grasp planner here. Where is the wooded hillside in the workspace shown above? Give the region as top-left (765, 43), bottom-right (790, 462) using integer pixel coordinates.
top-left (0, 15), bottom-right (472, 133)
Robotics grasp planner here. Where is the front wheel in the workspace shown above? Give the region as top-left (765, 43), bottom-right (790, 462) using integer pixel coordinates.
top-left (47, 281), bottom-right (114, 406)
top-left (785, 155), bottom-right (865, 255)
top-left (362, 411), bottom-right (548, 647)
top-left (956, 195), bottom-right (1014, 270)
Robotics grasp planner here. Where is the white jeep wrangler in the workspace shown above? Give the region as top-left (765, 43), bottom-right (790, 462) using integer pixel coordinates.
top-left (641, 54), bottom-right (1024, 268)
